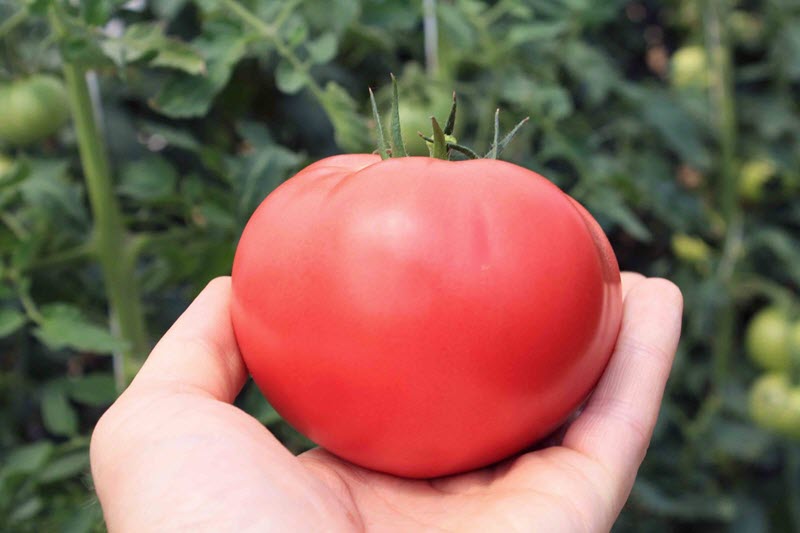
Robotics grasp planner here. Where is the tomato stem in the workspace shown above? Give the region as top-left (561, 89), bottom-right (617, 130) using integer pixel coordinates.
top-left (372, 77), bottom-right (527, 161)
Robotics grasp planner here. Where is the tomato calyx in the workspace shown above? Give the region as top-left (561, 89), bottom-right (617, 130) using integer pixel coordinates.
top-left (369, 74), bottom-right (529, 161)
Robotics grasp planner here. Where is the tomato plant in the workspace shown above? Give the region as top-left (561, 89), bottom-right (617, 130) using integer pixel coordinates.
top-left (0, 75), bottom-right (70, 146)
top-left (749, 373), bottom-right (800, 440)
top-left (231, 91), bottom-right (622, 477)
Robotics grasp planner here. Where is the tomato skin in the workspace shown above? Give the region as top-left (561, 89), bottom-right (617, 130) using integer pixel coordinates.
top-left (670, 46), bottom-right (708, 89)
top-left (0, 75), bottom-right (70, 146)
top-left (749, 373), bottom-right (800, 440)
top-left (745, 307), bottom-right (799, 372)
top-left (231, 155), bottom-right (622, 478)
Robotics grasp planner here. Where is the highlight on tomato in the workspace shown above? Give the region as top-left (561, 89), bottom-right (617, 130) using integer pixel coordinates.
top-left (230, 77), bottom-right (623, 478)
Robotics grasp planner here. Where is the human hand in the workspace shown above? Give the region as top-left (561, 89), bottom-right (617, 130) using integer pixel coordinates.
top-left (91, 273), bottom-right (682, 532)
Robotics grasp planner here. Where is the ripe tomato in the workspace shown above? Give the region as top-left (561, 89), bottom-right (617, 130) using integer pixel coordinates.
top-left (0, 75), bottom-right (70, 146)
top-left (749, 373), bottom-right (800, 440)
top-left (231, 154), bottom-right (623, 478)
top-left (745, 307), bottom-right (800, 372)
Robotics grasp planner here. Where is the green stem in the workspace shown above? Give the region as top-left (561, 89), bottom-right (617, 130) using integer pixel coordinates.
top-left (705, 0), bottom-right (739, 387)
top-left (49, 8), bottom-right (148, 391)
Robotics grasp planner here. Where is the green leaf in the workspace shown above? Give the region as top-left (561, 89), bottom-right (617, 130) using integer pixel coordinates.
top-left (41, 385), bottom-right (79, 437)
top-left (506, 22), bottom-right (567, 46)
top-left (306, 32), bottom-right (338, 64)
top-left (637, 90), bottom-right (711, 170)
top-left (275, 59), bottom-right (308, 94)
top-left (101, 22), bottom-right (205, 74)
top-left (67, 374), bottom-right (118, 406)
top-left (8, 496), bottom-right (43, 523)
top-left (317, 81), bottom-right (370, 153)
top-left (152, 21), bottom-right (248, 118)
top-left (119, 156), bottom-right (178, 201)
top-left (584, 188), bottom-right (652, 242)
top-left (1, 442), bottom-right (54, 477)
top-left (36, 450), bottom-right (90, 484)
top-left (33, 304), bottom-right (128, 354)
top-left (0, 307), bottom-right (26, 338)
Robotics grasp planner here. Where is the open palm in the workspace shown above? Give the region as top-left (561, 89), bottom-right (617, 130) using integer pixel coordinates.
top-left (91, 273), bottom-right (682, 532)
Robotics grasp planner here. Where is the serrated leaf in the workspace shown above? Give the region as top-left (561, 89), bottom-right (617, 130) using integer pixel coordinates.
top-left (306, 32), bottom-right (338, 64)
top-left (0, 308), bottom-right (26, 338)
top-left (41, 385), bottom-right (79, 437)
top-left (119, 156), bottom-right (178, 201)
top-left (152, 22), bottom-right (248, 118)
top-left (68, 374), bottom-right (118, 406)
top-left (36, 450), bottom-right (90, 484)
top-left (317, 81), bottom-right (370, 153)
top-left (275, 59), bottom-right (308, 94)
top-left (33, 304), bottom-right (128, 354)
top-left (101, 22), bottom-right (204, 74)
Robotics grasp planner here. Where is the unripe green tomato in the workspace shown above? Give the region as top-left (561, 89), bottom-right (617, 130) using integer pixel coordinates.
top-left (738, 159), bottom-right (779, 203)
top-left (749, 373), bottom-right (800, 440)
top-left (0, 75), bottom-right (70, 146)
top-left (745, 307), bottom-right (799, 372)
top-left (671, 233), bottom-right (711, 263)
top-left (670, 46), bottom-right (708, 89)
top-left (0, 154), bottom-right (13, 177)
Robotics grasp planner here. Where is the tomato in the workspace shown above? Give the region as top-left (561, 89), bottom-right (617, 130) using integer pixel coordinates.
top-left (737, 159), bottom-right (786, 203)
top-left (745, 307), bottom-right (800, 372)
top-left (749, 373), bottom-right (800, 440)
top-left (0, 154), bottom-right (13, 177)
top-left (670, 46), bottom-right (708, 89)
top-left (231, 154), bottom-right (623, 478)
top-left (671, 233), bottom-right (711, 264)
top-left (0, 75), bottom-right (70, 146)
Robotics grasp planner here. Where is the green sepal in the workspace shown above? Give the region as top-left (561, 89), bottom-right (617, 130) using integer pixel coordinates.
top-left (389, 74), bottom-right (407, 157)
top-left (431, 117), bottom-right (448, 159)
top-left (369, 87), bottom-right (390, 160)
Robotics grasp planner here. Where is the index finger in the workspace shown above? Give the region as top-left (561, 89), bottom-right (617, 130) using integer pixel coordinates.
top-left (129, 276), bottom-right (248, 403)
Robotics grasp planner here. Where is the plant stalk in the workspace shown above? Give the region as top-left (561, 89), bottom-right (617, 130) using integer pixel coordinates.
top-left (49, 9), bottom-right (148, 390)
top-left (705, 0), bottom-right (739, 387)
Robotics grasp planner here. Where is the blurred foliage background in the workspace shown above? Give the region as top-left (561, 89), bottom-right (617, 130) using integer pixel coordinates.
top-left (1, 0), bottom-right (799, 531)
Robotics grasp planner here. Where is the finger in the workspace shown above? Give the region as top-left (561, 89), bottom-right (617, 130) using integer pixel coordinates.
top-left (620, 271), bottom-right (646, 299)
top-left (562, 277), bottom-right (682, 503)
top-left (130, 276), bottom-right (248, 403)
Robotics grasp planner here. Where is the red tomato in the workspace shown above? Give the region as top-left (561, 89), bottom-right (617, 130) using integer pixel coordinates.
top-left (231, 154), bottom-right (623, 478)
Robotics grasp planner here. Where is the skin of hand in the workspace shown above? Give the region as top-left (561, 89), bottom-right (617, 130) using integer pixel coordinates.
top-left (90, 272), bottom-right (682, 532)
